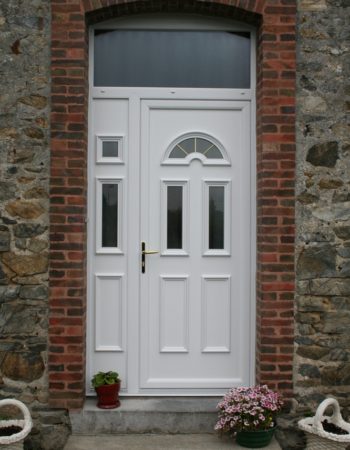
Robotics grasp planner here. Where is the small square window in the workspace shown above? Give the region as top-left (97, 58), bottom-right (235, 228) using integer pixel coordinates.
top-left (96, 135), bottom-right (124, 164)
top-left (103, 140), bottom-right (119, 158)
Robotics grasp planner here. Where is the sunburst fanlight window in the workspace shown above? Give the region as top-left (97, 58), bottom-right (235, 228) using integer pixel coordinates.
top-left (170, 137), bottom-right (223, 160)
top-left (164, 134), bottom-right (229, 166)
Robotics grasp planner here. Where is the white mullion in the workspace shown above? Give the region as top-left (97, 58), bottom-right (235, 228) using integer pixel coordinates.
top-left (127, 94), bottom-right (141, 394)
top-left (92, 87), bottom-right (253, 101)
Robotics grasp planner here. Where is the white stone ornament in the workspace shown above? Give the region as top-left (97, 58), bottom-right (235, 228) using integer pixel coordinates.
top-left (0, 399), bottom-right (32, 449)
top-left (298, 397), bottom-right (350, 450)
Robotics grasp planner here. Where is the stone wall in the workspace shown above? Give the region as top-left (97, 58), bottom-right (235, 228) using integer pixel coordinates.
top-left (281, 0), bottom-right (350, 448)
top-left (0, 1), bottom-right (70, 449)
top-left (0, 0), bottom-right (349, 449)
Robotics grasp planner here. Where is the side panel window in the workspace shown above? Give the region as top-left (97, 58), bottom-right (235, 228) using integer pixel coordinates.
top-left (102, 183), bottom-right (119, 247)
top-left (96, 178), bottom-right (123, 254)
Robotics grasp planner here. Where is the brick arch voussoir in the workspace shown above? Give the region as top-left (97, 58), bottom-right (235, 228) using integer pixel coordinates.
top-left (83, 0), bottom-right (263, 26)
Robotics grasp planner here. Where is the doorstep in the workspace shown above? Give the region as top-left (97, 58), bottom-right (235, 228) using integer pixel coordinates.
top-left (70, 397), bottom-right (221, 434)
top-left (64, 434), bottom-right (282, 450)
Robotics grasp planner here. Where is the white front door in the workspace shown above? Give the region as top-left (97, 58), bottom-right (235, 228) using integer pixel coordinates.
top-left (140, 99), bottom-right (251, 390)
top-left (87, 90), bottom-right (254, 395)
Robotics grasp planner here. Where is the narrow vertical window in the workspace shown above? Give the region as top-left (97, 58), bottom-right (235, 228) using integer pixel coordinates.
top-left (167, 186), bottom-right (183, 249)
top-left (209, 186), bottom-right (224, 250)
top-left (102, 184), bottom-right (118, 247)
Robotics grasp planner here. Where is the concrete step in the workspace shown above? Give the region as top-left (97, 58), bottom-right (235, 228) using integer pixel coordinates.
top-left (70, 397), bottom-right (221, 434)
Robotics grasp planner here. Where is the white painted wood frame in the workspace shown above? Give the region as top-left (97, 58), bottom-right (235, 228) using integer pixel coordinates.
top-left (86, 14), bottom-right (256, 396)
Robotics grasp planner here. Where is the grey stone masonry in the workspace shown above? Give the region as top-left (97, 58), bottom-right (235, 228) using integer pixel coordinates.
top-left (0, 1), bottom-right (70, 449)
top-left (288, 0), bottom-right (350, 449)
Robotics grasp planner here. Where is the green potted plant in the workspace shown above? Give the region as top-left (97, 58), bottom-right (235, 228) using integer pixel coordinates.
top-left (215, 385), bottom-right (283, 448)
top-left (91, 371), bottom-right (121, 409)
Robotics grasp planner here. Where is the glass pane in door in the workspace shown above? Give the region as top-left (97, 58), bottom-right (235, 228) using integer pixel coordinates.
top-left (102, 183), bottom-right (119, 247)
top-left (167, 186), bottom-right (183, 249)
top-left (209, 186), bottom-right (224, 250)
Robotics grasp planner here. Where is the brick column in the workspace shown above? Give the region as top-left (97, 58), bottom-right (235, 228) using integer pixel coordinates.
top-left (255, 3), bottom-right (296, 400)
top-left (50, 0), bottom-right (88, 409)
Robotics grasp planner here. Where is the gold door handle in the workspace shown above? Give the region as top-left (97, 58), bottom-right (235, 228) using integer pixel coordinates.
top-left (141, 242), bottom-right (159, 273)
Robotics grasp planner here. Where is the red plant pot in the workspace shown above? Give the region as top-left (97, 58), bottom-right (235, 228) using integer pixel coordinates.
top-left (95, 383), bottom-right (121, 409)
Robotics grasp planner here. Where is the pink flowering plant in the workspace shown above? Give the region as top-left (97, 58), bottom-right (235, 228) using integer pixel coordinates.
top-left (215, 385), bottom-right (283, 434)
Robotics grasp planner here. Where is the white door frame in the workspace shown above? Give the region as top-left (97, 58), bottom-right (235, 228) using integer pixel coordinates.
top-left (86, 15), bottom-right (256, 396)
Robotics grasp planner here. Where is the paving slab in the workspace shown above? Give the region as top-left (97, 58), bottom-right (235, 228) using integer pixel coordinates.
top-left (64, 434), bottom-right (281, 450)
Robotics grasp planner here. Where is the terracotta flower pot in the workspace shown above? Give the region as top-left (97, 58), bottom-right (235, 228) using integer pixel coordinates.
top-left (95, 383), bottom-right (121, 409)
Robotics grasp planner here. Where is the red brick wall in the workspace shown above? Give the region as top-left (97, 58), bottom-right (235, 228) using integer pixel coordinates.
top-left (50, 0), bottom-right (296, 409)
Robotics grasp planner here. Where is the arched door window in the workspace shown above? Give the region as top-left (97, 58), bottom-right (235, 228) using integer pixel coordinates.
top-left (163, 133), bottom-right (230, 166)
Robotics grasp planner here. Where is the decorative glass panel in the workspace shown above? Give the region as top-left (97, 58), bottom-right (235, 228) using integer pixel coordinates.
top-left (94, 30), bottom-right (250, 88)
top-left (178, 138), bottom-right (195, 155)
top-left (169, 137), bottom-right (223, 160)
top-left (196, 138), bottom-right (212, 154)
top-left (167, 186), bottom-right (183, 249)
top-left (205, 146), bottom-right (223, 159)
top-left (209, 186), bottom-right (224, 250)
top-left (169, 146), bottom-right (187, 158)
top-left (102, 184), bottom-right (118, 247)
top-left (102, 141), bottom-right (119, 158)
top-left (196, 138), bottom-right (223, 159)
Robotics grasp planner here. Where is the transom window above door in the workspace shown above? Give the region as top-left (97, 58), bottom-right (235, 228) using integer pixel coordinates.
top-left (94, 29), bottom-right (251, 88)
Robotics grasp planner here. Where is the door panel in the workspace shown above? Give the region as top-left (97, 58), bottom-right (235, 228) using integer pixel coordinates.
top-left (139, 100), bottom-right (251, 391)
top-left (87, 99), bottom-right (129, 392)
top-left (95, 274), bottom-right (125, 351)
top-left (201, 275), bottom-right (231, 353)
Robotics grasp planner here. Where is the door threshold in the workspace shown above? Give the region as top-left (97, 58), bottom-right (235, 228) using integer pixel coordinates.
top-left (86, 392), bottom-right (226, 398)
top-left (82, 396), bottom-right (221, 412)
top-left (71, 397), bottom-right (221, 434)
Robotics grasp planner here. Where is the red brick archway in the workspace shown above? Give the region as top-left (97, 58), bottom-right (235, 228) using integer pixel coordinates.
top-left (50, 0), bottom-right (296, 409)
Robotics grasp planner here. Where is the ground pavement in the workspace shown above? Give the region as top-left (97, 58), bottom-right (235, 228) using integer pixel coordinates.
top-left (64, 434), bottom-right (281, 449)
